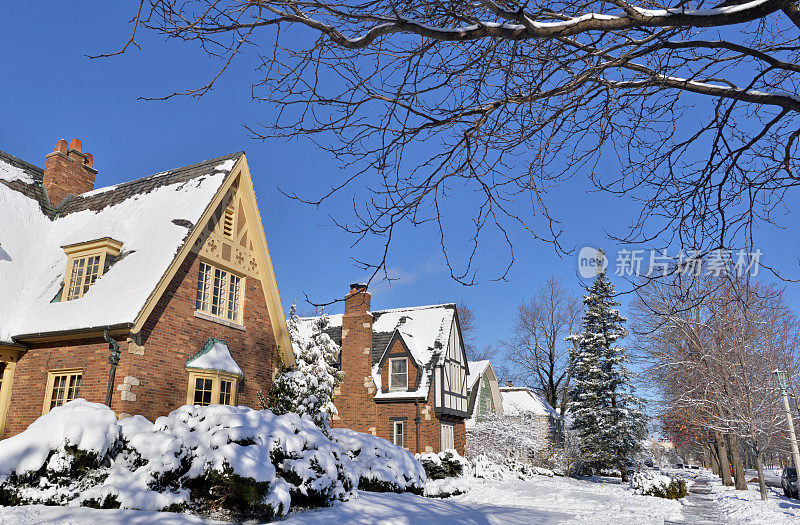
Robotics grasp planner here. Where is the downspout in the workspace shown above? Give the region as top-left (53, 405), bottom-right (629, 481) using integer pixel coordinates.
top-left (103, 329), bottom-right (121, 407)
top-left (415, 400), bottom-right (421, 454)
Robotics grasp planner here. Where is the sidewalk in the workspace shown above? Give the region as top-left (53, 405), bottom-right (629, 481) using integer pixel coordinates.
top-left (665, 476), bottom-right (727, 525)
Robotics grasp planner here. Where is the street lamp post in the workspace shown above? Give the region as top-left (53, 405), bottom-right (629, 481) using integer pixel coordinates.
top-left (774, 369), bottom-right (800, 472)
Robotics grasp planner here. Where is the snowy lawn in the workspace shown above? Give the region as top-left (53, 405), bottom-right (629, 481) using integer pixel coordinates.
top-left (0, 474), bottom-right (684, 524)
top-left (715, 480), bottom-right (800, 523)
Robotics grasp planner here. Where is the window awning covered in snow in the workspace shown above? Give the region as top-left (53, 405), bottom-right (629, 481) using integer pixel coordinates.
top-left (185, 338), bottom-right (243, 376)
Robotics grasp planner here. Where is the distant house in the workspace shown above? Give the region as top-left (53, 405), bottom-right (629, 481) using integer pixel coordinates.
top-left (297, 285), bottom-right (470, 455)
top-left (500, 386), bottom-right (563, 446)
top-left (465, 360), bottom-right (503, 422)
top-left (0, 139), bottom-right (294, 438)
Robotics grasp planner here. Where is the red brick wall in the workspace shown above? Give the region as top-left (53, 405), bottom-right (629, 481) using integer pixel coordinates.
top-left (4, 336), bottom-right (123, 437)
top-left (4, 250), bottom-right (279, 436)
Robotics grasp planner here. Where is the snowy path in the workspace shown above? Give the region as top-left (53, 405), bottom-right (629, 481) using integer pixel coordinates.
top-left (665, 476), bottom-right (726, 525)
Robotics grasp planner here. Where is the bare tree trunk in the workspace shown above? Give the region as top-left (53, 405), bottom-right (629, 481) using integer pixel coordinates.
top-left (755, 450), bottom-right (768, 501)
top-left (709, 443), bottom-right (720, 475)
top-left (726, 434), bottom-right (748, 491)
top-left (715, 432), bottom-right (733, 486)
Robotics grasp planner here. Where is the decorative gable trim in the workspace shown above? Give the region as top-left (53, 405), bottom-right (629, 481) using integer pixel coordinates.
top-left (131, 154), bottom-right (295, 366)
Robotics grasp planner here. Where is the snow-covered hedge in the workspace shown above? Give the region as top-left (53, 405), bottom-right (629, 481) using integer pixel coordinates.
top-left (0, 400), bottom-right (357, 520)
top-left (332, 428), bottom-right (426, 494)
top-left (416, 449), bottom-right (470, 480)
top-left (629, 471), bottom-right (687, 499)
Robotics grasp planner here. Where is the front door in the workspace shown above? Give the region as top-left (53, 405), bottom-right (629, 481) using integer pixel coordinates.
top-left (441, 422), bottom-right (454, 451)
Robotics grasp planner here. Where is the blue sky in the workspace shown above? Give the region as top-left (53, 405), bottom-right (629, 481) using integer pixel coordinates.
top-left (2, 3), bottom-right (799, 390)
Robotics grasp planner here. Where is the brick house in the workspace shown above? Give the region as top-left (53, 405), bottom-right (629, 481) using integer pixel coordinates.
top-left (465, 360), bottom-right (504, 422)
top-left (0, 139), bottom-right (294, 438)
top-left (298, 285), bottom-right (470, 455)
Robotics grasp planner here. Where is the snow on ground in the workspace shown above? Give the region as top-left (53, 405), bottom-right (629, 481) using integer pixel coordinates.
top-left (0, 474), bottom-right (685, 524)
top-left (452, 475), bottom-right (682, 524)
top-left (714, 480), bottom-right (800, 523)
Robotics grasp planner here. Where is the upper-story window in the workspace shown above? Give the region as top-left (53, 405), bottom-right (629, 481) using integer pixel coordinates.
top-left (389, 357), bottom-right (408, 390)
top-left (195, 261), bottom-right (244, 323)
top-left (61, 238), bottom-right (123, 301)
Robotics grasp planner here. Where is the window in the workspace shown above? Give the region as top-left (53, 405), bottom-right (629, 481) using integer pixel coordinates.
top-left (441, 423), bottom-right (455, 451)
top-left (195, 261), bottom-right (244, 323)
top-left (393, 420), bottom-right (405, 448)
top-left (389, 358), bottom-right (408, 391)
top-left (43, 370), bottom-right (82, 414)
top-left (219, 379), bottom-right (233, 405)
top-left (186, 371), bottom-right (238, 407)
top-left (193, 377), bottom-right (213, 406)
top-left (61, 238), bottom-right (123, 301)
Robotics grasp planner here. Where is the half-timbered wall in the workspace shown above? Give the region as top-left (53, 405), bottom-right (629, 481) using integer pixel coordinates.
top-left (435, 320), bottom-right (468, 416)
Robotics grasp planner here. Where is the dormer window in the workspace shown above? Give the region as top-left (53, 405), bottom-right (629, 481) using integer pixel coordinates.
top-left (389, 357), bottom-right (408, 391)
top-left (61, 237), bottom-right (123, 301)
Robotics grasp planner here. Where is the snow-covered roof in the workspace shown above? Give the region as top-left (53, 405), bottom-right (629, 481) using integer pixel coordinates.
top-left (0, 150), bottom-right (241, 343)
top-left (500, 387), bottom-right (559, 418)
top-left (297, 303), bottom-right (457, 400)
top-left (466, 360), bottom-right (491, 389)
top-left (186, 338), bottom-right (244, 376)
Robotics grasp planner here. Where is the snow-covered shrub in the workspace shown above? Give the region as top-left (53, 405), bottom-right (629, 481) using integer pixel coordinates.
top-left (416, 450), bottom-right (471, 480)
top-left (424, 477), bottom-right (473, 498)
top-left (0, 400), bottom-right (355, 520)
top-left (332, 428), bottom-right (426, 494)
top-left (470, 454), bottom-right (517, 480)
top-left (629, 471), bottom-right (687, 499)
top-left (466, 414), bottom-right (550, 468)
top-left (269, 305), bottom-right (344, 432)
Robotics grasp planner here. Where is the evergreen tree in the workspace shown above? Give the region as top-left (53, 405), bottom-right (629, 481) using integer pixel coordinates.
top-left (268, 304), bottom-right (344, 434)
top-left (567, 263), bottom-right (646, 479)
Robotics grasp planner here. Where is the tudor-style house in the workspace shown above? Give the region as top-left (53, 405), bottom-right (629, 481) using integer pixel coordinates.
top-left (0, 139), bottom-right (294, 438)
top-left (298, 284), bottom-right (470, 455)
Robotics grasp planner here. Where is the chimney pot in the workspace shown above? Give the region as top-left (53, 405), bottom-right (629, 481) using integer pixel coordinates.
top-left (54, 139), bottom-right (68, 154)
top-left (44, 138), bottom-right (97, 206)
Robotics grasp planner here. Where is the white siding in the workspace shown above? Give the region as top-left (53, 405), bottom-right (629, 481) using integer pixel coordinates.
top-left (440, 319), bottom-right (468, 413)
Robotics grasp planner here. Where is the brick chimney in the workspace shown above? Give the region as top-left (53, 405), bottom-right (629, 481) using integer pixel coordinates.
top-left (43, 139), bottom-right (97, 206)
top-left (337, 283), bottom-right (374, 421)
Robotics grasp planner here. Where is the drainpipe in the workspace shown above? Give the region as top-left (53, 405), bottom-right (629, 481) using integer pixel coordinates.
top-left (415, 400), bottom-right (421, 454)
top-left (104, 330), bottom-right (121, 407)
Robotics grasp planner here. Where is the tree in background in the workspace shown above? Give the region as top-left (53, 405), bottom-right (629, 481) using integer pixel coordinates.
top-left (568, 269), bottom-right (646, 480)
top-left (455, 301), bottom-right (477, 358)
top-left (632, 276), bottom-right (800, 499)
top-left (269, 305), bottom-right (344, 434)
top-left (502, 276), bottom-right (581, 414)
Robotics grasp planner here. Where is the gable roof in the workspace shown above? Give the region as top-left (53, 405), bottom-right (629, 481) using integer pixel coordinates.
top-left (0, 151), bottom-right (241, 343)
top-left (500, 387), bottom-right (560, 418)
top-left (186, 338), bottom-right (243, 376)
top-left (296, 303), bottom-right (458, 400)
top-left (466, 360), bottom-right (491, 390)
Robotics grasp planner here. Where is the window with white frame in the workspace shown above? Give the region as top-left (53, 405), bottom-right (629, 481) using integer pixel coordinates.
top-left (195, 261), bottom-right (244, 323)
top-left (441, 423), bottom-right (455, 451)
top-left (393, 420), bottom-right (405, 448)
top-left (389, 357), bottom-right (408, 391)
